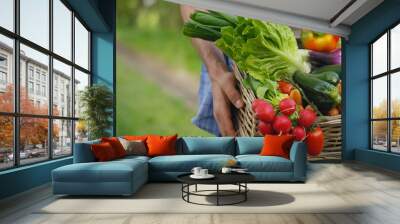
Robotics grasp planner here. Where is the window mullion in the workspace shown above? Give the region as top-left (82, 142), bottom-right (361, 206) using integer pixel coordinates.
top-left (71, 10), bottom-right (76, 155)
top-left (388, 30), bottom-right (391, 152)
top-left (48, 0), bottom-right (54, 160)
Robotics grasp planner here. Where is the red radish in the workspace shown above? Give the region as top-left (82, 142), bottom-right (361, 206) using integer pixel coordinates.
top-left (279, 98), bottom-right (297, 116)
top-left (258, 121), bottom-right (274, 135)
top-left (252, 99), bottom-right (268, 111)
top-left (255, 102), bottom-right (275, 122)
top-left (292, 126), bottom-right (306, 141)
top-left (272, 115), bottom-right (292, 134)
top-left (298, 109), bottom-right (317, 128)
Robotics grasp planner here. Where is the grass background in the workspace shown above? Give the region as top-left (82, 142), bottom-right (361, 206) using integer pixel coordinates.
top-left (116, 61), bottom-right (209, 136)
top-left (116, 0), bottom-right (211, 136)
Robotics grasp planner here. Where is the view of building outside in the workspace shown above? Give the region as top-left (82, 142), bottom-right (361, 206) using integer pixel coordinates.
top-left (0, 38), bottom-right (82, 169)
top-left (0, 0), bottom-right (91, 170)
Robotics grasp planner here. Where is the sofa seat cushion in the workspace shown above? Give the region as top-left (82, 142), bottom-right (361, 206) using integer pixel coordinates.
top-left (53, 159), bottom-right (147, 183)
top-left (236, 155), bottom-right (293, 172)
top-left (149, 154), bottom-right (235, 172)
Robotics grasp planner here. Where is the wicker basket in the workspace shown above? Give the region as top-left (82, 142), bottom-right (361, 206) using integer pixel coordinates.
top-left (232, 64), bottom-right (342, 162)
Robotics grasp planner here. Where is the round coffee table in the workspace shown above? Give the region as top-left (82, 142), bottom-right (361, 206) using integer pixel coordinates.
top-left (177, 173), bottom-right (255, 206)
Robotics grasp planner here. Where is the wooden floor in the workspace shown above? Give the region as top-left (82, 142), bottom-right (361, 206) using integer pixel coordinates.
top-left (1, 162), bottom-right (400, 224)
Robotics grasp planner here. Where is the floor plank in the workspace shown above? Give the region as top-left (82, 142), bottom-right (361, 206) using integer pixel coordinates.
top-left (1, 162), bottom-right (400, 224)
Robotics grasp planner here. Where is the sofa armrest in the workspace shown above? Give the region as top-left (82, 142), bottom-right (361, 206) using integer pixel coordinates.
top-left (289, 141), bottom-right (307, 181)
top-left (73, 142), bottom-right (98, 163)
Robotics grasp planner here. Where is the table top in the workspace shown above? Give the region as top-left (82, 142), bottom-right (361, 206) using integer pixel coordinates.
top-left (177, 172), bottom-right (255, 185)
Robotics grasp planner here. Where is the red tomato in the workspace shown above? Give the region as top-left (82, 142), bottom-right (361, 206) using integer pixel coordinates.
top-left (306, 127), bottom-right (324, 156)
top-left (278, 81), bottom-right (293, 94)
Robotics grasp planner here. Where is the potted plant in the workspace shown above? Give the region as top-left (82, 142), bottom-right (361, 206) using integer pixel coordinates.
top-left (79, 84), bottom-right (113, 140)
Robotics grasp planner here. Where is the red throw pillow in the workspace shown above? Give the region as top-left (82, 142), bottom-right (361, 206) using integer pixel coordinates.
top-left (101, 137), bottom-right (126, 158)
top-left (91, 142), bottom-right (117, 162)
top-left (260, 135), bottom-right (294, 159)
top-left (146, 134), bottom-right (178, 157)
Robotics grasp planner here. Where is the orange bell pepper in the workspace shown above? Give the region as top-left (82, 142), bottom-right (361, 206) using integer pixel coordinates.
top-left (301, 30), bottom-right (340, 53)
top-left (289, 89), bottom-right (302, 105)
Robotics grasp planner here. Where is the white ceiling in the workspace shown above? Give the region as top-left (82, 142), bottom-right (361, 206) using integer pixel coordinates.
top-left (166, 0), bottom-right (384, 37)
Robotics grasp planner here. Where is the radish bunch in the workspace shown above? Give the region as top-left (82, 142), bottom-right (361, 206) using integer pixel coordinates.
top-left (252, 98), bottom-right (317, 141)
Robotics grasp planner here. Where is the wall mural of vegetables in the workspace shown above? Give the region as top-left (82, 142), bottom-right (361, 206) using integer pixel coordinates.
top-left (183, 11), bottom-right (342, 156)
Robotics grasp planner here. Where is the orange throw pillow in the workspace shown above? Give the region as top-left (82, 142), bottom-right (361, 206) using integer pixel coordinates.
top-left (260, 135), bottom-right (294, 159)
top-left (146, 135), bottom-right (178, 157)
top-left (91, 142), bottom-right (117, 162)
top-left (101, 137), bottom-right (126, 158)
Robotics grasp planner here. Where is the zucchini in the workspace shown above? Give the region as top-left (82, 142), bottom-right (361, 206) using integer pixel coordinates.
top-left (313, 64), bottom-right (342, 78)
top-left (182, 20), bottom-right (221, 41)
top-left (293, 71), bottom-right (341, 105)
top-left (311, 71), bottom-right (340, 85)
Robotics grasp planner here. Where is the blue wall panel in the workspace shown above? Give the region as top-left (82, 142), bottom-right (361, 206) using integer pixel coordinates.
top-left (344, 0), bottom-right (400, 171)
top-left (0, 158), bottom-right (72, 199)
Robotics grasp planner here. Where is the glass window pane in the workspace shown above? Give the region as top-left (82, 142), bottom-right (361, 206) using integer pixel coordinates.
top-left (74, 18), bottom-right (89, 70)
top-left (372, 121), bottom-right (388, 151)
top-left (20, 0), bottom-right (49, 48)
top-left (0, 35), bottom-right (14, 112)
top-left (20, 117), bottom-right (49, 165)
top-left (53, 119), bottom-right (72, 157)
top-left (0, 0), bottom-right (14, 31)
top-left (391, 120), bottom-right (400, 153)
top-left (75, 120), bottom-right (88, 143)
top-left (391, 72), bottom-right (400, 118)
top-left (20, 44), bottom-right (49, 115)
top-left (0, 116), bottom-right (14, 170)
top-left (372, 76), bottom-right (387, 119)
top-left (372, 33), bottom-right (387, 76)
top-left (74, 69), bottom-right (89, 118)
top-left (53, 0), bottom-right (72, 60)
top-left (391, 24), bottom-right (400, 70)
top-left (53, 59), bottom-right (72, 117)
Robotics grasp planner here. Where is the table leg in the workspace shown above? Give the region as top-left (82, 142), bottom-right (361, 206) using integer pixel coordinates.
top-left (195, 184), bottom-right (198, 192)
top-left (216, 184), bottom-right (219, 206)
top-left (245, 183), bottom-right (247, 201)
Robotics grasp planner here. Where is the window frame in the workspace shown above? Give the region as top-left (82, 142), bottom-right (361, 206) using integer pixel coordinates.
top-left (0, 0), bottom-right (91, 171)
top-left (370, 21), bottom-right (400, 154)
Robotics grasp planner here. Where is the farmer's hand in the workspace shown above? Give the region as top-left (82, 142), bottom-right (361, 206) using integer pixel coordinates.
top-left (180, 5), bottom-right (244, 136)
top-left (208, 62), bottom-right (244, 136)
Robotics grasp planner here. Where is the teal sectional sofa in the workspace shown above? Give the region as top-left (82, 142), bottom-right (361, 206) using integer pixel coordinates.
top-left (52, 137), bottom-right (307, 196)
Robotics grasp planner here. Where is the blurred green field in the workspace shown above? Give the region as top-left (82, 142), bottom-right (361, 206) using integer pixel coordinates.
top-left (117, 26), bottom-right (201, 75)
top-left (116, 60), bottom-right (210, 136)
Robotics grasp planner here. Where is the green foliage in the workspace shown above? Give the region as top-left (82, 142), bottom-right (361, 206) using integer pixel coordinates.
top-left (80, 84), bottom-right (114, 140)
top-left (117, 0), bottom-right (182, 30)
top-left (116, 61), bottom-right (210, 137)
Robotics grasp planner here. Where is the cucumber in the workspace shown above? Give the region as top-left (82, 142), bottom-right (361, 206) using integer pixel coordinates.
top-left (293, 71), bottom-right (341, 105)
top-left (190, 11), bottom-right (232, 27)
top-left (312, 64), bottom-right (342, 78)
top-left (311, 71), bottom-right (340, 85)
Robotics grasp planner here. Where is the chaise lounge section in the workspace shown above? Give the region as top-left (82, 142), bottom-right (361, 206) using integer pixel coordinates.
top-left (52, 137), bottom-right (307, 196)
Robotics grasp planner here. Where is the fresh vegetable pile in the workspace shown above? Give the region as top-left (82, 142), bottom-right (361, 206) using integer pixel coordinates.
top-left (183, 11), bottom-right (342, 155)
top-left (252, 98), bottom-right (324, 156)
top-left (183, 11), bottom-right (342, 116)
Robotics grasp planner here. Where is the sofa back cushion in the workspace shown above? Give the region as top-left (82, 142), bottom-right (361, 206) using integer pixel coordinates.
top-left (177, 137), bottom-right (235, 155)
top-left (73, 139), bottom-right (100, 163)
top-left (236, 137), bottom-right (264, 155)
